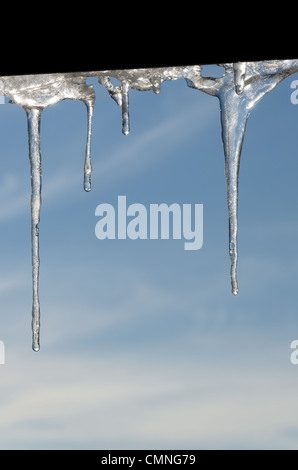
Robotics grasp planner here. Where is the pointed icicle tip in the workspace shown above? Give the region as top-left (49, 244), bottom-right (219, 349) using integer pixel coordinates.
top-left (231, 275), bottom-right (239, 296)
top-left (32, 342), bottom-right (40, 352)
top-left (229, 239), bottom-right (239, 296)
top-left (84, 174), bottom-right (91, 192)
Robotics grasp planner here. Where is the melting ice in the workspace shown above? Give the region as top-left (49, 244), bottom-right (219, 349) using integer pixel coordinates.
top-left (0, 60), bottom-right (297, 350)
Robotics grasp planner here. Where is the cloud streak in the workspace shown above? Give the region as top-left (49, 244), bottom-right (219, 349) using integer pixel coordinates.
top-left (0, 343), bottom-right (297, 450)
top-left (0, 96), bottom-right (217, 222)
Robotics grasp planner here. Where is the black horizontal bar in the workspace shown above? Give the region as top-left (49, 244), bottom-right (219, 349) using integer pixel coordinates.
top-left (0, 44), bottom-right (297, 77)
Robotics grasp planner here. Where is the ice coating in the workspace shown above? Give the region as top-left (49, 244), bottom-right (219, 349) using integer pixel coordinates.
top-left (97, 66), bottom-right (201, 133)
top-left (0, 60), bottom-right (298, 349)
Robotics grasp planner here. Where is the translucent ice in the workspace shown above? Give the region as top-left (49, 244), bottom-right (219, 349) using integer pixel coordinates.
top-left (1, 73), bottom-right (95, 350)
top-left (1, 60), bottom-right (298, 349)
top-left (185, 60), bottom-right (298, 294)
top-left (25, 106), bottom-right (42, 351)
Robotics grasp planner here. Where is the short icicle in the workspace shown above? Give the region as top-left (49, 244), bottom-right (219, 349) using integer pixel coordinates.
top-left (25, 106), bottom-right (43, 351)
top-left (83, 97), bottom-right (95, 192)
top-left (233, 62), bottom-right (247, 95)
top-left (121, 81), bottom-right (130, 135)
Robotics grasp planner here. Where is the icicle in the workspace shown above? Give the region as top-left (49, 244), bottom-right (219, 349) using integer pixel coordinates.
top-left (25, 106), bottom-right (43, 351)
top-left (1, 62), bottom-right (298, 350)
top-left (233, 62), bottom-right (247, 94)
top-left (218, 91), bottom-right (248, 295)
top-left (152, 77), bottom-right (162, 94)
top-left (121, 81), bottom-right (130, 135)
top-left (83, 96), bottom-right (95, 192)
top-left (216, 64), bottom-right (296, 294)
top-left (185, 61), bottom-right (298, 294)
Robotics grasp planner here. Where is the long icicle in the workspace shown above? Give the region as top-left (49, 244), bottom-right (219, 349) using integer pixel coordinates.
top-left (216, 64), bottom-right (291, 295)
top-left (83, 97), bottom-right (95, 192)
top-left (25, 106), bottom-right (43, 351)
top-left (219, 93), bottom-right (249, 295)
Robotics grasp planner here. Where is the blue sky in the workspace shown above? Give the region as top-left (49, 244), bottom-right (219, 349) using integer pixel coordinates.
top-left (0, 65), bottom-right (298, 449)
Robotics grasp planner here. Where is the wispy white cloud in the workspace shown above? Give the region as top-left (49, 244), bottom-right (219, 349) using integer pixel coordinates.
top-left (93, 98), bottom-right (216, 184)
top-left (0, 344), bottom-right (297, 449)
top-left (1, 84), bottom-right (296, 451)
top-left (0, 97), bottom-right (217, 222)
top-left (0, 244), bottom-right (296, 449)
top-left (0, 258), bottom-right (295, 449)
top-left (0, 172), bottom-right (29, 221)
top-left (0, 273), bottom-right (29, 296)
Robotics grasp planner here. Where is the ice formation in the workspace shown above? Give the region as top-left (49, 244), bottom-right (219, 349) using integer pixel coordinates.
top-left (0, 60), bottom-right (297, 350)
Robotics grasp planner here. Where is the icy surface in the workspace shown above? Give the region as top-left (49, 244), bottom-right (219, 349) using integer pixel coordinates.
top-left (1, 60), bottom-right (298, 349)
